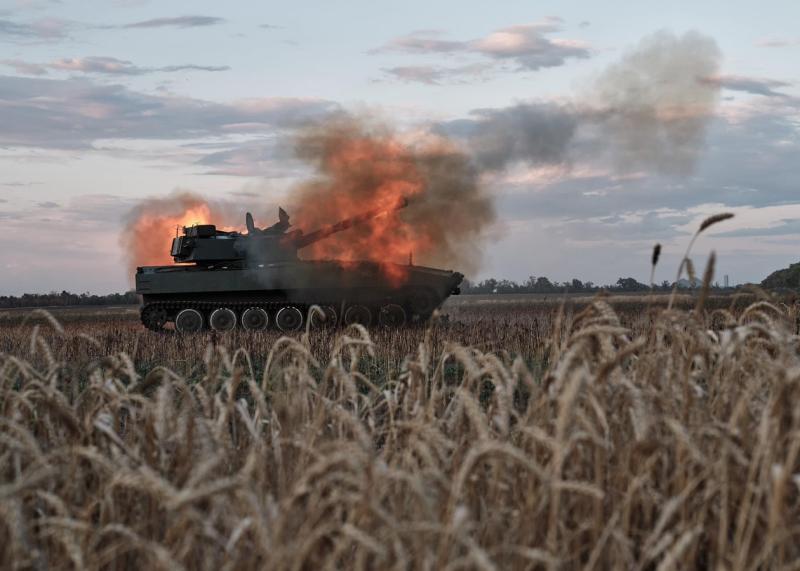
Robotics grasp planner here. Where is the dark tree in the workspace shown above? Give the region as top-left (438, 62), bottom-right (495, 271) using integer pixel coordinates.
top-left (614, 277), bottom-right (648, 292)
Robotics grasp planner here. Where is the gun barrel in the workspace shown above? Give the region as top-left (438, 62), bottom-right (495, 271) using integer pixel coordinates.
top-left (290, 197), bottom-right (409, 249)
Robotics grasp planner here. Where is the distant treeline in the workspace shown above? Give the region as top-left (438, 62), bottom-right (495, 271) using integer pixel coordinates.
top-left (762, 262), bottom-right (800, 290)
top-left (461, 276), bottom-right (736, 295)
top-left (0, 277), bottom-right (751, 309)
top-left (0, 291), bottom-right (138, 309)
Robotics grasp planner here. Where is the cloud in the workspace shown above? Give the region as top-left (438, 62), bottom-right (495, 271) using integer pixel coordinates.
top-left (123, 15), bottom-right (224, 29)
top-left (382, 66), bottom-right (444, 85)
top-left (381, 63), bottom-right (492, 85)
top-left (0, 74), bottom-right (339, 149)
top-left (1, 181), bottom-right (41, 187)
top-left (472, 22), bottom-right (590, 70)
top-left (1, 59), bottom-right (48, 75)
top-left (702, 74), bottom-right (792, 98)
top-left (2, 56), bottom-right (230, 76)
top-left (37, 201), bottom-right (60, 208)
top-left (50, 56), bottom-right (161, 74)
top-left (0, 17), bottom-right (72, 42)
top-left (551, 210), bottom-right (696, 244)
top-left (158, 64), bottom-right (229, 73)
top-left (714, 218), bottom-right (800, 238)
top-left (374, 20), bottom-right (590, 78)
top-left (197, 144), bottom-right (286, 176)
top-left (756, 38), bottom-right (800, 48)
top-left (193, 137), bottom-right (305, 177)
top-left (377, 30), bottom-right (467, 54)
top-left (0, 14), bottom-right (225, 43)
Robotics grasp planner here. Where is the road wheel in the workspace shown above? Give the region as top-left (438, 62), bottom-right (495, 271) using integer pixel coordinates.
top-left (378, 304), bottom-right (407, 327)
top-left (276, 306), bottom-right (303, 332)
top-left (408, 289), bottom-right (437, 316)
top-left (308, 305), bottom-right (337, 328)
top-left (209, 307), bottom-right (237, 331)
top-left (344, 304), bottom-right (372, 327)
top-left (141, 305), bottom-right (168, 331)
top-left (241, 307), bottom-right (268, 331)
top-left (175, 308), bottom-right (204, 333)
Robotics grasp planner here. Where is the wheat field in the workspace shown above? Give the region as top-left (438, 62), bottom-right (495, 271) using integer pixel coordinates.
top-left (1, 288), bottom-right (799, 570)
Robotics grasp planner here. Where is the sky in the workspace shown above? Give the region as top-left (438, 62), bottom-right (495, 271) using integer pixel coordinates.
top-left (1, 0), bottom-right (799, 295)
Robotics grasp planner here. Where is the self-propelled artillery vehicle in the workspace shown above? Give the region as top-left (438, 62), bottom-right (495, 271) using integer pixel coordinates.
top-left (135, 199), bottom-right (463, 332)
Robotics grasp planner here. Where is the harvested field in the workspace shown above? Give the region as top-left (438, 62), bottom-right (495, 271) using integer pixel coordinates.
top-left (2, 290), bottom-right (800, 569)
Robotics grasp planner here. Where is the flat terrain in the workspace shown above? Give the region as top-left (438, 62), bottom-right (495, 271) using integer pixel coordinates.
top-left (0, 291), bottom-right (754, 381)
top-left (0, 290), bottom-right (733, 324)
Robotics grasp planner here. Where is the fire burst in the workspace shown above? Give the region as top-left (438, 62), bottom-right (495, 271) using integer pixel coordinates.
top-left (289, 123), bottom-right (436, 284)
top-left (123, 117), bottom-right (494, 285)
top-left (122, 197), bottom-right (219, 273)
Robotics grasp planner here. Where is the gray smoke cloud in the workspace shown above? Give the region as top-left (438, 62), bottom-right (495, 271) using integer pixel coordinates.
top-left (590, 30), bottom-right (722, 175)
top-left (441, 30), bottom-right (723, 176)
top-left (451, 102), bottom-right (579, 171)
top-left (288, 116), bottom-right (496, 276)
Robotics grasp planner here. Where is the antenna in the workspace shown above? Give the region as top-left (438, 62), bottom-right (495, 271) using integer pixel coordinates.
top-left (408, 251), bottom-right (413, 266)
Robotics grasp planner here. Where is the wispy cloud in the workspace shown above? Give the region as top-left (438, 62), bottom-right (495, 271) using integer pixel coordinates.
top-left (702, 74), bottom-right (792, 98)
top-left (381, 63), bottom-right (492, 85)
top-left (2, 56), bottom-right (230, 76)
top-left (756, 37), bottom-right (800, 48)
top-left (374, 19), bottom-right (590, 81)
top-left (158, 63), bottom-right (229, 73)
top-left (472, 22), bottom-right (589, 69)
top-left (714, 218), bottom-right (800, 238)
top-left (0, 74), bottom-right (338, 149)
top-left (0, 13), bottom-right (226, 43)
top-left (377, 30), bottom-right (467, 54)
top-left (0, 17), bottom-right (73, 42)
top-left (1, 181), bottom-right (41, 187)
top-left (122, 15), bottom-right (224, 29)
top-left (195, 141), bottom-right (297, 177)
top-left (1, 59), bottom-right (48, 75)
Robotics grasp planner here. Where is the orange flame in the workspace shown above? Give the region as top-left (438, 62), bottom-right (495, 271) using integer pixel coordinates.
top-left (122, 195), bottom-right (225, 274)
top-left (132, 205), bottom-right (212, 268)
top-left (289, 126), bottom-right (436, 285)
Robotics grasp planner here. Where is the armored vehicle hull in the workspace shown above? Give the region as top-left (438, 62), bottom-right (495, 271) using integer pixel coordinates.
top-left (136, 260), bottom-right (463, 332)
top-left (135, 200), bottom-right (463, 332)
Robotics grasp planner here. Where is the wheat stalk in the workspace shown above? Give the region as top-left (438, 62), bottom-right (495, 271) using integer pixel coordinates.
top-left (0, 283), bottom-right (797, 569)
